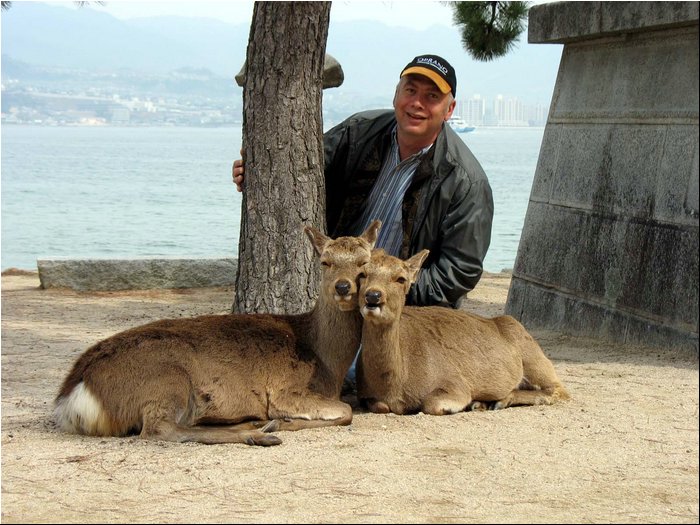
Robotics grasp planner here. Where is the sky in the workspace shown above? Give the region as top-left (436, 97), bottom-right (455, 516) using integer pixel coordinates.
top-left (3, 1), bottom-right (564, 105)
top-left (73, 1), bottom-right (469, 30)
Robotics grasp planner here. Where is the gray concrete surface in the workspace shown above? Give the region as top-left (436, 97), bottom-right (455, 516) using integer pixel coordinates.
top-left (506, 1), bottom-right (699, 353)
top-left (37, 257), bottom-right (237, 292)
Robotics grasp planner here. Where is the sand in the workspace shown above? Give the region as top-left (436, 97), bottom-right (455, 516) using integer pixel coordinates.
top-left (1, 271), bottom-right (698, 523)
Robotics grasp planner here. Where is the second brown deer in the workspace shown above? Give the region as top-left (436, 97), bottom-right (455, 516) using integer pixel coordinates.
top-left (53, 221), bottom-right (380, 446)
top-left (356, 249), bottom-right (570, 415)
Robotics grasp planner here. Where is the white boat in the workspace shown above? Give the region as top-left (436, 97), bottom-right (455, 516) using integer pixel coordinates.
top-left (447, 116), bottom-right (476, 133)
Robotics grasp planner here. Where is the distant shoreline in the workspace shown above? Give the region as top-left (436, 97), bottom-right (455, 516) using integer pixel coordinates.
top-left (1, 122), bottom-right (547, 131)
top-left (1, 267), bottom-right (38, 276)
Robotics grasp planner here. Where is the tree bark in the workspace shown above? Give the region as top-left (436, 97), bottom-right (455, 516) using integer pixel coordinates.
top-left (234, 1), bottom-right (330, 314)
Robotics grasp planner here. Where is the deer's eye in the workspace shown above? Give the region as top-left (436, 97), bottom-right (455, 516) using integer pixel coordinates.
top-left (320, 261), bottom-right (331, 267)
top-left (396, 276), bottom-right (407, 284)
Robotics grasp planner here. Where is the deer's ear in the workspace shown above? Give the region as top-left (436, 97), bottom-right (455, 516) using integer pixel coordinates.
top-left (362, 220), bottom-right (382, 248)
top-left (406, 249), bottom-right (430, 283)
top-left (304, 225), bottom-right (329, 257)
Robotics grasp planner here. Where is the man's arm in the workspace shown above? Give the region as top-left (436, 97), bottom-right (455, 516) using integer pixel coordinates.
top-left (407, 177), bottom-right (494, 307)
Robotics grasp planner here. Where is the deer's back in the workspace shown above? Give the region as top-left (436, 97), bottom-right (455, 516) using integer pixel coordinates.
top-left (398, 306), bottom-right (528, 390)
top-left (399, 306), bottom-right (529, 354)
top-left (57, 313), bottom-right (317, 411)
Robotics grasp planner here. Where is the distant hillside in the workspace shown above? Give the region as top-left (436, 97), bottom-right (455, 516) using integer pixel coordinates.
top-left (0, 2), bottom-right (248, 75)
top-left (1, 1), bottom-right (563, 104)
top-left (1, 54), bottom-right (238, 100)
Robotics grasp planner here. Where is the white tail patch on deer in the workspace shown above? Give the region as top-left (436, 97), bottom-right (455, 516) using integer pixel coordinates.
top-left (53, 221), bottom-right (381, 446)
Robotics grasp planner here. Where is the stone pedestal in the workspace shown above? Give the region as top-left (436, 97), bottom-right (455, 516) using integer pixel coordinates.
top-left (505, 1), bottom-right (699, 353)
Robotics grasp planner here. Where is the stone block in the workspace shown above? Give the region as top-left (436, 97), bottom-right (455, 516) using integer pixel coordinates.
top-left (507, 277), bottom-right (698, 352)
top-left (37, 257), bottom-right (237, 292)
top-left (513, 0), bottom-right (700, 354)
top-left (514, 202), bottom-right (698, 332)
top-left (529, 1), bottom-right (699, 44)
top-left (551, 27), bottom-right (699, 119)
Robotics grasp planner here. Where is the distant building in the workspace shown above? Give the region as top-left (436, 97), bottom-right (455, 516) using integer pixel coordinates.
top-left (482, 108), bottom-right (499, 127)
top-left (458, 95), bottom-right (485, 126)
top-left (111, 107), bottom-right (130, 124)
top-left (493, 94), bottom-right (528, 127)
top-left (454, 94), bottom-right (549, 127)
top-left (525, 103), bottom-right (549, 127)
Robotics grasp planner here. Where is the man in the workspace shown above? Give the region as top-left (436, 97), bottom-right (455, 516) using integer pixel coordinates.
top-left (233, 54), bottom-right (494, 308)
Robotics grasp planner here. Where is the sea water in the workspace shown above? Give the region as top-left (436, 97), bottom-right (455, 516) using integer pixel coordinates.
top-left (1, 125), bottom-right (544, 273)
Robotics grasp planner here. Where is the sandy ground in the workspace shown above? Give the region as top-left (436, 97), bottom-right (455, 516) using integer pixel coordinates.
top-left (1, 271), bottom-right (698, 524)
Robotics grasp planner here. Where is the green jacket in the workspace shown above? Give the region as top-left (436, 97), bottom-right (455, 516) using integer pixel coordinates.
top-left (324, 109), bottom-right (494, 307)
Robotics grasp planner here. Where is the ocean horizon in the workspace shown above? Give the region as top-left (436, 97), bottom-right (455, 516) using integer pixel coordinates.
top-left (1, 124), bottom-right (544, 274)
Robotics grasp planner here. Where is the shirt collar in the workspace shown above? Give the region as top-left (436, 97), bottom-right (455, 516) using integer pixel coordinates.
top-left (391, 124), bottom-right (434, 163)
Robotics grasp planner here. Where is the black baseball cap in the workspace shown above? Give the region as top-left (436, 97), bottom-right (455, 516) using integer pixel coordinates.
top-left (400, 54), bottom-right (457, 97)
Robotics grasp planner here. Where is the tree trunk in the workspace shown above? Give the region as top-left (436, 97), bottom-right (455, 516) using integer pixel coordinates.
top-left (234, 1), bottom-right (330, 314)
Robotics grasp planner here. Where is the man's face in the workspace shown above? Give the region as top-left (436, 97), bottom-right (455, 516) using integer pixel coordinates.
top-left (393, 74), bottom-right (456, 143)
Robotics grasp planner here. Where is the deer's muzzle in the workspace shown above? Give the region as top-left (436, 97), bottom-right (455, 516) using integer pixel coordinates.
top-left (365, 290), bottom-right (382, 307)
top-left (335, 280), bottom-right (351, 297)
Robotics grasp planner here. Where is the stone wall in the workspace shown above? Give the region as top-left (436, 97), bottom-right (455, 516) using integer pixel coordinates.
top-left (505, 1), bottom-right (699, 353)
top-left (37, 258), bottom-right (237, 292)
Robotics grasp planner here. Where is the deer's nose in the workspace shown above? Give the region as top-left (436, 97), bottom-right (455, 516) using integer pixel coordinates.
top-left (365, 289), bottom-right (382, 305)
top-left (335, 280), bottom-right (351, 296)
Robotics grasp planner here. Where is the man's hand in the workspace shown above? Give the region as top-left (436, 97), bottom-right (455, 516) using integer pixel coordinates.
top-left (232, 148), bottom-right (244, 192)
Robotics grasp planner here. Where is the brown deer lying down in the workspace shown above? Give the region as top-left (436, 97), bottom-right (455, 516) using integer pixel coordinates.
top-left (356, 249), bottom-right (570, 415)
top-left (53, 221), bottom-right (380, 446)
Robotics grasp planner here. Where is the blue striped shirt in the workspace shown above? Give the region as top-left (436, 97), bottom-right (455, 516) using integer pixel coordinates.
top-left (354, 128), bottom-right (432, 256)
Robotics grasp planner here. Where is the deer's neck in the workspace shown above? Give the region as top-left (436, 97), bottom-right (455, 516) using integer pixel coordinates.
top-left (360, 317), bottom-right (407, 385)
top-left (309, 294), bottom-right (363, 390)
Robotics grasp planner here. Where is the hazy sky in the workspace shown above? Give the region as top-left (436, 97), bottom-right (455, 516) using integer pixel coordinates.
top-left (77, 1), bottom-right (466, 30)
